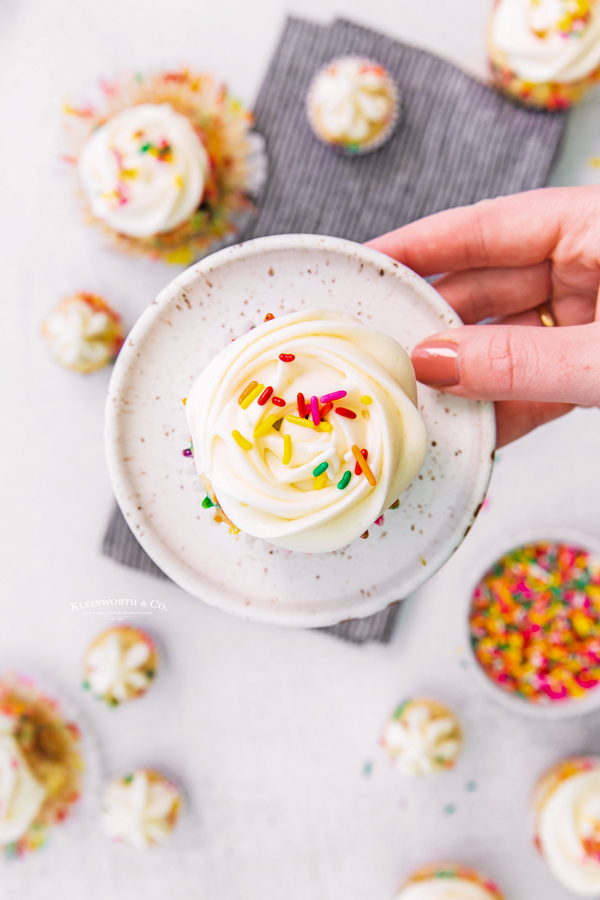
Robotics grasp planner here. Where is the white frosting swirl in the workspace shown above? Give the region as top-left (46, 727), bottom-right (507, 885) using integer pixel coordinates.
top-left (310, 58), bottom-right (395, 143)
top-left (538, 767), bottom-right (600, 895)
top-left (85, 632), bottom-right (152, 703)
top-left (382, 701), bottom-right (462, 776)
top-left (186, 310), bottom-right (427, 553)
top-left (492, 0), bottom-right (600, 83)
top-left (0, 714), bottom-right (46, 845)
top-left (78, 103), bottom-right (210, 237)
top-left (397, 878), bottom-right (498, 900)
top-left (42, 295), bottom-right (121, 373)
top-left (101, 771), bottom-right (180, 849)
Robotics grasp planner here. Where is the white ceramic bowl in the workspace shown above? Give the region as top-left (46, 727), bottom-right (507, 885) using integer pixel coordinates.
top-left (105, 234), bottom-right (495, 628)
top-left (465, 527), bottom-right (600, 719)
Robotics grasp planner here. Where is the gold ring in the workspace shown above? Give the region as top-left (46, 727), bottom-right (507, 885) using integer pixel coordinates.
top-left (538, 302), bottom-right (557, 327)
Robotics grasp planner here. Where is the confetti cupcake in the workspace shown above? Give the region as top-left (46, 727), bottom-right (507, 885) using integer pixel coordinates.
top-left (488, 0), bottom-right (600, 110)
top-left (533, 756), bottom-right (600, 895)
top-left (184, 309), bottom-right (427, 552)
top-left (65, 69), bottom-right (267, 264)
top-left (397, 863), bottom-right (505, 899)
top-left (307, 57), bottom-right (400, 154)
top-left (381, 698), bottom-right (463, 776)
top-left (83, 626), bottom-right (159, 707)
top-left (101, 769), bottom-right (182, 849)
top-left (0, 674), bottom-right (84, 859)
top-left (41, 292), bottom-right (124, 374)
top-left (469, 538), bottom-right (600, 710)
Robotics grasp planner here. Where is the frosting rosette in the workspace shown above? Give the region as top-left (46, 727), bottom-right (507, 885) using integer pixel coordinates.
top-left (78, 103), bottom-right (210, 238)
top-left (0, 715), bottom-right (47, 846)
top-left (398, 864), bottom-right (505, 900)
top-left (382, 699), bottom-right (463, 777)
top-left (101, 770), bottom-right (182, 849)
top-left (186, 309), bottom-right (427, 553)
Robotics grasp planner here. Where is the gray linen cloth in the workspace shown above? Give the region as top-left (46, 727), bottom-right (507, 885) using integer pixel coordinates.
top-left (103, 16), bottom-right (567, 643)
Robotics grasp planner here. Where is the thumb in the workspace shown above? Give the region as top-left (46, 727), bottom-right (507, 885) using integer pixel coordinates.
top-left (411, 322), bottom-right (600, 406)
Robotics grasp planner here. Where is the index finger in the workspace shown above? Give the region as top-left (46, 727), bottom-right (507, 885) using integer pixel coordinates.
top-left (365, 187), bottom-right (568, 276)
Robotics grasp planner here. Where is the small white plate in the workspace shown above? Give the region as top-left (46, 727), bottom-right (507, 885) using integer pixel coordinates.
top-left (105, 234), bottom-right (495, 628)
top-left (464, 527), bottom-right (600, 719)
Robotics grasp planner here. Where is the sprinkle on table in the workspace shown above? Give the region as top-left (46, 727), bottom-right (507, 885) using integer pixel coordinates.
top-left (272, 396), bottom-right (286, 407)
top-left (351, 444), bottom-right (377, 485)
top-left (297, 392), bottom-right (306, 417)
top-left (286, 414), bottom-right (315, 429)
top-left (313, 461), bottom-right (329, 477)
top-left (361, 395), bottom-right (372, 405)
top-left (335, 407), bottom-right (357, 419)
top-left (310, 396), bottom-right (321, 427)
top-left (282, 433), bottom-right (292, 465)
top-left (253, 415), bottom-right (277, 439)
top-left (320, 390), bottom-right (347, 403)
top-left (257, 386), bottom-right (274, 406)
top-left (232, 430), bottom-right (252, 450)
top-left (469, 541), bottom-right (600, 704)
top-left (182, 397), bottom-right (187, 406)
top-left (279, 353), bottom-right (295, 363)
top-left (337, 470), bottom-right (352, 490)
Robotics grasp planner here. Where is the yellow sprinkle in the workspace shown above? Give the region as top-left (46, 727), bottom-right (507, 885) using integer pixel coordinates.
top-left (286, 415), bottom-right (315, 429)
top-left (253, 415), bottom-right (277, 439)
top-left (174, 174), bottom-right (183, 188)
top-left (232, 430), bottom-right (252, 450)
top-left (318, 421), bottom-right (333, 432)
top-left (590, 156), bottom-right (600, 168)
top-left (314, 472), bottom-right (328, 490)
top-left (361, 395), bottom-right (372, 405)
top-left (282, 433), bottom-right (292, 465)
top-left (240, 383), bottom-right (264, 409)
top-left (182, 398), bottom-right (187, 405)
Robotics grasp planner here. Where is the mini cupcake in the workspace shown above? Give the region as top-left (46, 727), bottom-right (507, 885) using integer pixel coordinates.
top-left (83, 626), bottom-right (158, 707)
top-left (488, 0), bottom-right (600, 110)
top-left (397, 863), bottom-right (505, 899)
top-left (307, 57), bottom-right (400, 154)
top-left (534, 756), bottom-right (600, 895)
top-left (41, 292), bottom-right (124, 374)
top-left (65, 69), bottom-right (267, 264)
top-left (381, 698), bottom-right (463, 776)
top-left (101, 769), bottom-right (182, 849)
top-left (0, 674), bottom-right (84, 858)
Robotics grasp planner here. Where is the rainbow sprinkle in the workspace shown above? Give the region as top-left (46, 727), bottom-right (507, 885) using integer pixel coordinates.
top-left (286, 415), bottom-right (315, 429)
top-left (314, 472), bottom-right (328, 490)
top-left (361, 395), bottom-right (372, 405)
top-left (469, 541), bottom-right (600, 704)
top-left (282, 434), bottom-right (292, 465)
top-left (253, 415), bottom-right (277, 439)
top-left (313, 462), bottom-right (328, 477)
top-left (240, 383), bottom-right (263, 409)
top-left (310, 395), bottom-right (320, 427)
top-left (337, 471), bottom-right (351, 490)
top-left (351, 444), bottom-right (377, 486)
top-left (238, 381), bottom-right (258, 405)
top-left (232, 430), bottom-right (252, 450)
top-left (335, 407), bottom-right (357, 419)
top-left (319, 421), bottom-right (333, 433)
top-left (320, 390), bottom-right (346, 403)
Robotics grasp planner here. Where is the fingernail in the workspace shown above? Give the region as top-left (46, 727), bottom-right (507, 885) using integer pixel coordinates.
top-left (411, 341), bottom-right (460, 386)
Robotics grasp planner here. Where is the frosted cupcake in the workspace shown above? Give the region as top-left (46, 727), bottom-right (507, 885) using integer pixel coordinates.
top-left (65, 69), bottom-right (267, 264)
top-left (0, 675), bottom-right (84, 858)
top-left (101, 769), bottom-right (182, 849)
top-left (534, 756), bottom-right (600, 895)
top-left (83, 626), bottom-right (158, 707)
top-left (41, 292), bottom-right (124, 374)
top-left (185, 309), bottom-right (427, 552)
top-left (381, 698), bottom-right (463, 776)
top-left (489, 0), bottom-right (600, 109)
top-left (397, 864), bottom-right (505, 899)
top-left (307, 57), bottom-right (399, 154)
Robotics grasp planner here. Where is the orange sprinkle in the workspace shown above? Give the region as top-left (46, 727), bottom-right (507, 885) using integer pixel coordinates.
top-left (351, 445), bottom-right (377, 486)
top-left (238, 381), bottom-right (258, 405)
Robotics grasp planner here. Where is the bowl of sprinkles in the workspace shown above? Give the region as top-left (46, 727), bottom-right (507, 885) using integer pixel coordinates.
top-left (467, 529), bottom-right (600, 718)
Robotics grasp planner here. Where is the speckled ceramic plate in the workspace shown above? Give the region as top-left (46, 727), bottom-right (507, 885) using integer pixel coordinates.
top-left (105, 235), bottom-right (495, 628)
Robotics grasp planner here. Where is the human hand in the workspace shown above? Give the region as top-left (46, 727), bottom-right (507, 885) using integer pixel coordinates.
top-left (366, 186), bottom-right (600, 447)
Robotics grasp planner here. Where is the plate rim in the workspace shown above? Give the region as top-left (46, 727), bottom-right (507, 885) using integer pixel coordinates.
top-left (105, 233), bottom-right (496, 627)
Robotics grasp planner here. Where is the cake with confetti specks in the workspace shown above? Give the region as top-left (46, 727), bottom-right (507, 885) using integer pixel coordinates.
top-left (83, 626), bottom-right (159, 707)
top-left (184, 309), bottom-right (427, 553)
top-left (397, 863), bottom-right (505, 900)
top-left (488, 0), bottom-right (600, 109)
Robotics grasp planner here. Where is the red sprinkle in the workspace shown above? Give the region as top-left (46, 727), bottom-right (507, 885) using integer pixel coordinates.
top-left (272, 396), bottom-right (286, 407)
top-left (257, 386), bottom-right (274, 406)
top-left (335, 407), bottom-right (357, 419)
top-left (297, 392), bottom-right (306, 417)
top-left (279, 353), bottom-right (295, 363)
top-left (320, 402), bottom-right (333, 417)
top-left (355, 448), bottom-right (368, 475)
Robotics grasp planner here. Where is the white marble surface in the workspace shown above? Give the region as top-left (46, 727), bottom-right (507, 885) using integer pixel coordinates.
top-left (1, 1), bottom-right (600, 898)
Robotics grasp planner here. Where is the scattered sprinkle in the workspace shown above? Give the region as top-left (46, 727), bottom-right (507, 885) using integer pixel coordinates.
top-left (253, 415), bottom-right (277, 438)
top-left (257, 386), bottom-right (274, 406)
top-left (286, 415), bottom-right (315, 429)
top-left (320, 390), bottom-right (347, 403)
top-left (240, 382), bottom-right (264, 409)
top-left (337, 470), bottom-right (351, 490)
top-left (310, 395), bottom-right (321, 427)
top-left (443, 804), bottom-right (457, 816)
top-left (314, 472), bottom-right (328, 490)
top-left (264, 312), bottom-right (275, 321)
top-left (282, 433), bottom-right (292, 465)
top-left (313, 461), bottom-right (329, 477)
top-left (355, 448), bottom-right (368, 475)
top-left (319, 421), bottom-right (333, 432)
top-left (362, 761), bottom-right (373, 777)
top-left (351, 444), bottom-right (377, 486)
top-left (375, 515), bottom-right (384, 526)
top-left (272, 396), bottom-right (286, 407)
top-left (297, 392), bottom-right (306, 417)
top-left (232, 430), bottom-right (252, 450)
top-left (182, 397), bottom-right (187, 406)
top-left (466, 781), bottom-right (477, 792)
top-left (335, 407), bottom-right (357, 419)
top-left (279, 353), bottom-right (295, 363)
top-left (389, 499), bottom-right (400, 509)
top-left (319, 401), bottom-right (333, 417)
top-left (202, 496), bottom-right (214, 508)
top-left (361, 395), bottom-right (372, 405)
top-left (239, 381), bottom-right (259, 406)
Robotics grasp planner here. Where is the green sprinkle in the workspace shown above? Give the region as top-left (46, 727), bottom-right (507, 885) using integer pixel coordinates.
top-left (392, 699), bottom-right (411, 720)
top-left (123, 774), bottom-right (133, 784)
top-left (202, 496), bottom-right (214, 509)
top-left (82, 680), bottom-right (90, 691)
top-left (337, 471), bottom-right (351, 490)
top-left (313, 461), bottom-right (329, 477)
top-left (140, 142), bottom-right (151, 153)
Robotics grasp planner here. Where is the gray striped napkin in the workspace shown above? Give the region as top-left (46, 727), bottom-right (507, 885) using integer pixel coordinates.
top-left (103, 16), bottom-right (566, 643)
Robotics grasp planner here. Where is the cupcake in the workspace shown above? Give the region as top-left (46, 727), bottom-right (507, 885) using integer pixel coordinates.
top-left (488, 0), bottom-right (600, 109)
top-left (469, 540), bottom-right (600, 706)
top-left (534, 756), bottom-right (600, 895)
top-left (65, 69), bottom-right (267, 264)
top-left (307, 57), bottom-right (399, 154)
top-left (397, 863), bottom-right (505, 899)
top-left (41, 292), bottom-right (124, 374)
top-left (83, 626), bottom-right (158, 707)
top-left (0, 674), bottom-right (84, 858)
top-left (184, 309), bottom-right (427, 553)
top-left (101, 769), bottom-right (182, 849)
top-left (381, 698), bottom-right (462, 776)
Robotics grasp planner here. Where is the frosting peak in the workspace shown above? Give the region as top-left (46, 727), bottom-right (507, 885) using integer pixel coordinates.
top-left (382, 699), bottom-right (462, 776)
top-left (101, 771), bottom-right (181, 848)
top-left (0, 715), bottom-right (47, 845)
top-left (78, 103), bottom-right (210, 237)
top-left (397, 878), bottom-right (499, 900)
